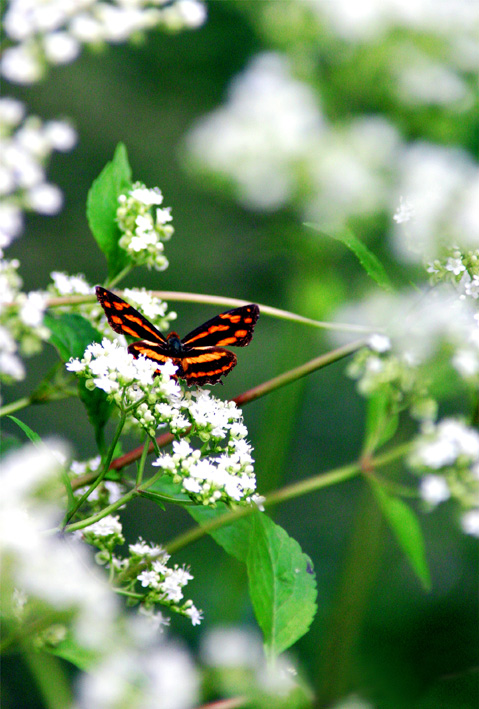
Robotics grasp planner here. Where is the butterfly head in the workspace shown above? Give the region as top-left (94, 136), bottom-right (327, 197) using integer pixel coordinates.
top-left (166, 332), bottom-right (183, 355)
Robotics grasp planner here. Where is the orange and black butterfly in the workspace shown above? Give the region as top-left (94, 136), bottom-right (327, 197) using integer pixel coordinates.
top-left (96, 286), bottom-right (260, 386)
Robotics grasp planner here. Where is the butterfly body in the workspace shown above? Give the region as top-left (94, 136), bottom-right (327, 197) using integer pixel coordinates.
top-left (96, 287), bottom-right (259, 386)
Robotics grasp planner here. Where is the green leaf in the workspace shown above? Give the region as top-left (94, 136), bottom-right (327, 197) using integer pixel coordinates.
top-left (305, 223), bottom-right (393, 292)
top-left (364, 391), bottom-right (399, 454)
top-left (371, 482), bottom-right (431, 590)
top-left (47, 636), bottom-right (98, 672)
top-left (86, 143), bottom-right (132, 280)
top-left (7, 415), bottom-right (41, 444)
top-left (46, 312), bottom-right (113, 451)
top-left (247, 512), bottom-right (317, 658)
top-left (188, 504), bottom-right (253, 562)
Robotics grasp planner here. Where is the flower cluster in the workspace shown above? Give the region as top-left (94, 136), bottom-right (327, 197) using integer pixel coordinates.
top-left (117, 183), bottom-right (174, 271)
top-left (2, 442), bottom-right (200, 706)
top-left (83, 519), bottom-right (203, 627)
top-left (66, 336), bottom-right (165, 398)
top-left (335, 283), bottom-right (479, 419)
top-left (1, 442), bottom-right (119, 651)
top-left (0, 97), bottom-right (77, 244)
top-left (1, 0), bottom-right (207, 85)
top-left (408, 418), bottom-right (479, 537)
top-left (67, 338), bottom-right (258, 507)
top-left (0, 251), bottom-right (49, 388)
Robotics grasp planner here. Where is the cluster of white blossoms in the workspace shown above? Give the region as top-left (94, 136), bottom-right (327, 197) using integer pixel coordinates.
top-left (1, 442), bottom-right (120, 651)
top-left (186, 53), bottom-right (399, 224)
top-left (0, 97), bottom-right (77, 244)
top-left (186, 48), bottom-right (477, 249)
top-left (0, 249), bottom-right (49, 388)
top-left (67, 340), bottom-right (258, 507)
top-left (337, 284), bottom-right (479, 421)
top-left (117, 183), bottom-right (174, 271)
top-left (83, 518), bottom-right (203, 626)
top-left (1, 442), bottom-right (201, 706)
top-left (408, 419), bottom-right (479, 538)
top-left (1, 0), bottom-right (207, 85)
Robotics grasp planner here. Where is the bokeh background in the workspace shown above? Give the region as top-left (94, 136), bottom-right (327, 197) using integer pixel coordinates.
top-left (3, 1), bottom-right (479, 706)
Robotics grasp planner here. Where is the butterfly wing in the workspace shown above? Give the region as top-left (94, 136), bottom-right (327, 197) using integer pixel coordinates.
top-left (176, 347), bottom-right (237, 386)
top-left (181, 304), bottom-right (260, 349)
top-left (96, 286), bottom-right (168, 345)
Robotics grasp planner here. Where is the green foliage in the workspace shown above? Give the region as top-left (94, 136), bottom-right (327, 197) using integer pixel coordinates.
top-left (371, 481), bottom-right (431, 590)
top-left (86, 143), bottom-right (132, 281)
top-left (7, 414), bottom-right (42, 444)
top-left (364, 391), bottom-right (399, 454)
top-left (45, 312), bottom-right (113, 451)
top-left (305, 223), bottom-right (393, 292)
top-left (47, 636), bottom-right (99, 672)
top-left (247, 511), bottom-right (317, 659)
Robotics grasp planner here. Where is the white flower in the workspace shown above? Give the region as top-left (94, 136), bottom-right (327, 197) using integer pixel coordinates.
top-left (130, 186), bottom-right (164, 205)
top-left (184, 604), bottom-right (203, 626)
top-left (138, 570), bottom-right (160, 589)
top-left (19, 291), bottom-right (47, 327)
top-left (27, 182), bottom-right (63, 214)
top-left (85, 515), bottom-right (123, 538)
top-left (393, 196), bottom-right (415, 224)
top-left (420, 475), bottom-right (451, 506)
top-left (461, 509), bottom-right (479, 537)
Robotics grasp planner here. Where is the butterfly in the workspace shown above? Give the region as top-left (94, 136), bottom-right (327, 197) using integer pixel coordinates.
top-left (96, 286), bottom-right (260, 386)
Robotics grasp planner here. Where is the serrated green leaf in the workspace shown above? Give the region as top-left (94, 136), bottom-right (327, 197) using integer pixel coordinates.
top-left (7, 415), bottom-right (42, 444)
top-left (371, 482), bottom-right (431, 590)
top-left (247, 512), bottom-right (317, 658)
top-left (305, 223), bottom-right (393, 292)
top-left (86, 143), bottom-right (132, 280)
top-left (46, 312), bottom-right (113, 451)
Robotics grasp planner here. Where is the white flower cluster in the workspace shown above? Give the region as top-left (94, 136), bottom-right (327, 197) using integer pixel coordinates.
top-left (67, 338), bottom-right (258, 507)
top-left (0, 251), bottom-right (49, 388)
top-left (0, 97), bottom-right (77, 244)
top-left (153, 424), bottom-right (257, 507)
top-left (409, 419), bottom-right (479, 537)
top-left (117, 183), bottom-right (174, 271)
top-left (1, 443), bottom-right (200, 706)
top-left (1, 442), bottom-right (120, 650)
top-left (66, 336), bottom-right (167, 397)
top-left (83, 522), bottom-right (203, 626)
top-left (391, 144), bottom-right (479, 264)
top-left (49, 270), bottom-right (93, 296)
top-left (1, 0), bottom-right (207, 85)
top-left (336, 285), bottom-right (479, 417)
top-left (186, 53), bottom-right (399, 225)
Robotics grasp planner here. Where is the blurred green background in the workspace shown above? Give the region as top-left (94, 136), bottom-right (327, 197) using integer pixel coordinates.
top-left (4, 1), bottom-right (478, 707)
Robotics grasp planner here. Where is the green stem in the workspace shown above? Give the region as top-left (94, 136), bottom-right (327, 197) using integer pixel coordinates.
top-left (136, 435), bottom-right (151, 486)
top-left (151, 290), bottom-right (377, 334)
top-left (165, 441), bottom-right (412, 555)
top-left (63, 488), bottom-right (137, 533)
top-left (105, 266), bottom-right (133, 290)
top-left (62, 412), bottom-right (127, 527)
top-left (0, 396), bottom-right (33, 417)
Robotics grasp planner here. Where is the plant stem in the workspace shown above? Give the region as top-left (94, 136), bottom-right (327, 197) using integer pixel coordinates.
top-left (62, 411), bottom-right (127, 527)
top-left (151, 290), bottom-right (377, 334)
top-left (0, 396), bottom-right (33, 417)
top-left (63, 488), bottom-right (137, 533)
top-left (136, 435), bottom-right (151, 486)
